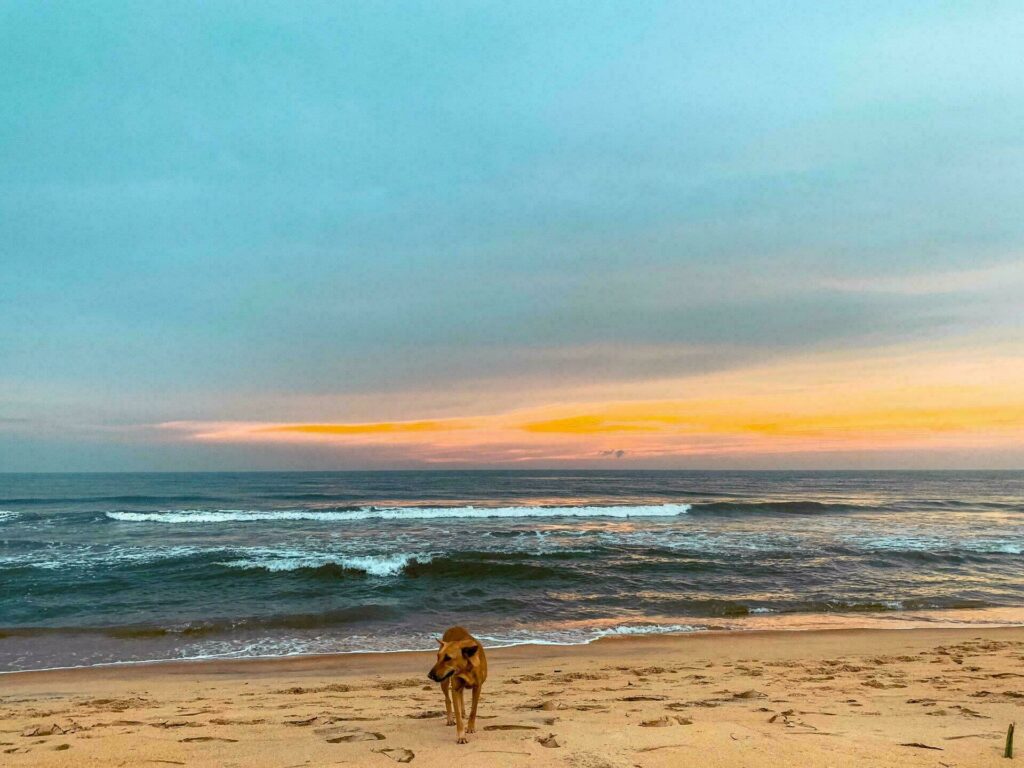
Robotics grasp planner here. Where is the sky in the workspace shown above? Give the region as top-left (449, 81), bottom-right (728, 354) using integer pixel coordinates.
top-left (1, 1), bottom-right (1023, 471)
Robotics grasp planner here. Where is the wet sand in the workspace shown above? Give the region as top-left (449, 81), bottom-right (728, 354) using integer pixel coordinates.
top-left (3, 626), bottom-right (1023, 766)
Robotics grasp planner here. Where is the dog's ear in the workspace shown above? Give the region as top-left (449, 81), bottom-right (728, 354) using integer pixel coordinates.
top-left (461, 641), bottom-right (481, 669)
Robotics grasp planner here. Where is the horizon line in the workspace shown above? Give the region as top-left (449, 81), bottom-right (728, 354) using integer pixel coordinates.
top-left (2, 467), bottom-right (1022, 475)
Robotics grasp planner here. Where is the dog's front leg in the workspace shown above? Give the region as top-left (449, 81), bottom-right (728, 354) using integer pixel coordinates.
top-left (453, 687), bottom-right (467, 744)
top-left (441, 677), bottom-right (455, 726)
top-left (467, 684), bottom-right (481, 734)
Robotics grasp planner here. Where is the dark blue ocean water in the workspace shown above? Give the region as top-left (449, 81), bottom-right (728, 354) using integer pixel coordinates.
top-left (2, 471), bottom-right (1023, 671)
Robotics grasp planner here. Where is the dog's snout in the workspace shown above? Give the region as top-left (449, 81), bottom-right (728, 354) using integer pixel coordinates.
top-left (427, 669), bottom-right (438, 682)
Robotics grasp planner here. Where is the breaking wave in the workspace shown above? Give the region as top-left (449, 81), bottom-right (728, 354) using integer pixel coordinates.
top-left (849, 535), bottom-right (1024, 556)
top-left (689, 501), bottom-right (868, 515)
top-left (594, 623), bottom-right (701, 637)
top-left (105, 503), bottom-right (691, 524)
top-left (219, 551), bottom-right (429, 577)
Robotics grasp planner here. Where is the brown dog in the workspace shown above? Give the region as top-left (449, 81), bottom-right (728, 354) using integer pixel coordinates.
top-left (427, 626), bottom-right (487, 744)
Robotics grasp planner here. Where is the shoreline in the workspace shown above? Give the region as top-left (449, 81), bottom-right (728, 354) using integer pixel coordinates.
top-left (5, 604), bottom-right (1024, 677)
top-left (5, 619), bottom-right (1024, 681)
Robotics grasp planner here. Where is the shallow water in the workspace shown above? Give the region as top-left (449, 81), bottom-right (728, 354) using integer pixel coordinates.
top-left (2, 470), bottom-right (1023, 671)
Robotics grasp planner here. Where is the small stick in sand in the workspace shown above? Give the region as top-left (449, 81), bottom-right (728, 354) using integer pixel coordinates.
top-left (1006, 722), bottom-right (1015, 759)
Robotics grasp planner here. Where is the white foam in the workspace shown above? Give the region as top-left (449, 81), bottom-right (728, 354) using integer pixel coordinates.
top-left (219, 551), bottom-right (429, 577)
top-left (987, 542), bottom-right (1024, 555)
top-left (876, 600), bottom-right (904, 610)
top-left (851, 534), bottom-right (1024, 556)
top-left (0, 545), bottom-right (208, 571)
top-left (594, 623), bottom-right (700, 638)
top-left (106, 504), bottom-right (691, 524)
top-left (0, 510), bottom-right (19, 522)
top-left (598, 529), bottom-right (794, 554)
top-left (852, 535), bottom-right (944, 552)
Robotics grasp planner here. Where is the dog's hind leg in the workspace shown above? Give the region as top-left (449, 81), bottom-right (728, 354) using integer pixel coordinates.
top-left (467, 684), bottom-right (481, 734)
top-left (441, 677), bottom-right (455, 726)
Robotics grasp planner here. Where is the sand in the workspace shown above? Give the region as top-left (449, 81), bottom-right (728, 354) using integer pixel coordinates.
top-left (2, 626), bottom-right (1023, 767)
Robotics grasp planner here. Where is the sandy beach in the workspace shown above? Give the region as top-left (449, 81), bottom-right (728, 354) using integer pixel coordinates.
top-left (3, 625), bottom-right (1023, 767)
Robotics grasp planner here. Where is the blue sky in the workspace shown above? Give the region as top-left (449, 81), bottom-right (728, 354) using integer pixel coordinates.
top-left (2, 2), bottom-right (1023, 470)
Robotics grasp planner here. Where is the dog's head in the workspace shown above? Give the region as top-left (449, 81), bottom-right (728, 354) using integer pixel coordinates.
top-left (427, 638), bottom-right (480, 683)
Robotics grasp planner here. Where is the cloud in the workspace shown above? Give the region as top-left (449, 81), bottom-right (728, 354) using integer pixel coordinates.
top-left (819, 260), bottom-right (1024, 296)
top-left (155, 338), bottom-right (1024, 465)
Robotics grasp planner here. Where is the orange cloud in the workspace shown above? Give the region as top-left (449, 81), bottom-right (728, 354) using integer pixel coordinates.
top-left (521, 414), bottom-right (650, 433)
top-left (262, 419), bottom-right (475, 436)
top-left (157, 338), bottom-right (1024, 464)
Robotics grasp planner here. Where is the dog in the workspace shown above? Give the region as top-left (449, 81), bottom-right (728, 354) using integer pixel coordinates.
top-left (426, 626), bottom-right (487, 744)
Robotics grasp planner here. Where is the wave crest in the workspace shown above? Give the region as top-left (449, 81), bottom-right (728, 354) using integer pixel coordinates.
top-left (219, 551), bottom-right (429, 577)
top-left (690, 501), bottom-right (864, 515)
top-left (594, 623), bottom-right (700, 637)
top-left (106, 504), bottom-right (691, 524)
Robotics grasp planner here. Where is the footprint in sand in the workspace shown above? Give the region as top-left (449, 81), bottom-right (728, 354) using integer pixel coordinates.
top-left (640, 716), bottom-right (691, 727)
top-left (619, 695), bottom-right (667, 702)
top-left (536, 733), bottom-right (561, 748)
top-left (374, 747), bottom-right (415, 763)
top-left (951, 705), bottom-right (988, 719)
top-left (768, 710), bottom-right (817, 731)
top-left (180, 736), bottom-right (239, 743)
top-left (284, 716), bottom-right (321, 727)
top-left (21, 723), bottom-right (80, 737)
top-left (483, 724), bottom-right (539, 731)
top-left (862, 679), bottom-right (906, 689)
top-left (286, 715), bottom-right (374, 727)
top-left (315, 725), bottom-right (385, 743)
top-left (82, 697), bottom-right (153, 712)
top-left (151, 720), bottom-right (203, 729)
top-left (899, 742), bottom-right (943, 751)
top-left (521, 698), bottom-right (563, 711)
top-left (732, 689), bottom-right (766, 700)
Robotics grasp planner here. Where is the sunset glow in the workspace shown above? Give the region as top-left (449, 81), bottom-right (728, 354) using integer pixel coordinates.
top-left (158, 340), bottom-right (1024, 465)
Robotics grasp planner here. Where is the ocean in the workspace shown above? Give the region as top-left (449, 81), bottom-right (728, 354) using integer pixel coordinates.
top-left (1, 470), bottom-right (1023, 672)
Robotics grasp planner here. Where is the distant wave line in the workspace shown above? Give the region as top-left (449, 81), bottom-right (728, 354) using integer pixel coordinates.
top-left (105, 504), bottom-right (692, 523)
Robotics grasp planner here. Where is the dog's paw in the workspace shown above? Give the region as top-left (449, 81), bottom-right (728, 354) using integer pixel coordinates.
top-left (446, 718), bottom-right (455, 726)
top-left (456, 735), bottom-right (468, 744)
top-left (466, 724), bottom-right (476, 734)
